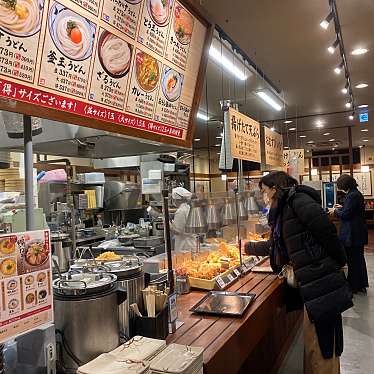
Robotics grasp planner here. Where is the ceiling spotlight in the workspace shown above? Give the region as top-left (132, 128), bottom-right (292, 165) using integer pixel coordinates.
top-left (349, 112), bottom-right (355, 120)
top-left (334, 62), bottom-right (344, 74)
top-left (216, 135), bottom-right (222, 139)
top-left (284, 146), bottom-right (289, 149)
top-left (284, 120), bottom-right (293, 124)
top-left (329, 138), bottom-right (335, 142)
top-left (363, 139), bottom-right (369, 142)
top-left (194, 138), bottom-right (201, 142)
top-left (341, 88), bottom-right (348, 94)
top-left (307, 140), bottom-right (315, 144)
top-left (328, 39), bottom-right (339, 54)
top-left (332, 147), bottom-right (336, 151)
top-left (220, 132), bottom-right (224, 137)
top-left (361, 129), bottom-right (369, 132)
top-left (361, 165), bottom-right (370, 173)
top-left (316, 120), bottom-right (323, 128)
top-left (320, 12), bottom-right (333, 30)
top-left (323, 132), bottom-right (331, 136)
top-left (359, 145), bottom-right (363, 148)
top-left (358, 104), bottom-right (368, 108)
top-left (270, 127), bottom-right (275, 131)
top-left (215, 143), bottom-right (221, 147)
top-left (289, 127), bottom-right (296, 131)
top-left (299, 135), bottom-right (306, 138)
top-left (345, 101), bottom-right (352, 108)
top-left (351, 48), bottom-right (368, 56)
top-left (355, 83), bottom-right (368, 89)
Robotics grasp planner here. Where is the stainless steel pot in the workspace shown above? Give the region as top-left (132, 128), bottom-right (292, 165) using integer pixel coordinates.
top-left (91, 257), bottom-right (144, 339)
top-left (53, 272), bottom-right (126, 371)
top-left (51, 232), bottom-right (71, 272)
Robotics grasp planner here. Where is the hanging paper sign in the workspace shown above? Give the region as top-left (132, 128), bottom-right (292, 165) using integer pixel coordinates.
top-left (228, 107), bottom-right (261, 163)
top-left (0, 230), bottom-right (53, 343)
top-left (283, 149), bottom-right (304, 175)
top-left (264, 127), bottom-right (283, 166)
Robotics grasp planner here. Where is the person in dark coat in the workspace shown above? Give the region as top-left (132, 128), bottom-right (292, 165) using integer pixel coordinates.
top-left (329, 174), bottom-right (369, 294)
top-left (245, 171), bottom-right (353, 374)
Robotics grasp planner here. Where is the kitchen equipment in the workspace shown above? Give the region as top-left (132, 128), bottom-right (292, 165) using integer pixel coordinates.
top-left (90, 256), bottom-right (145, 339)
top-left (185, 200), bottom-right (207, 234)
top-left (175, 275), bottom-right (190, 295)
top-left (104, 181), bottom-right (141, 211)
top-left (53, 272), bottom-right (126, 371)
top-left (134, 236), bottom-right (164, 248)
top-left (51, 232), bottom-right (71, 272)
top-left (117, 233), bottom-right (140, 246)
top-left (206, 199), bottom-right (221, 231)
top-left (190, 291), bottom-right (256, 317)
top-left (222, 197), bottom-right (237, 226)
top-left (237, 193), bottom-right (248, 221)
top-left (152, 218), bottom-right (164, 237)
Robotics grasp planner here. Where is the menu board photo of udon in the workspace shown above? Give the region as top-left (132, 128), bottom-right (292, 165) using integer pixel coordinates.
top-left (0, 0), bottom-right (211, 145)
top-left (0, 230), bottom-right (53, 344)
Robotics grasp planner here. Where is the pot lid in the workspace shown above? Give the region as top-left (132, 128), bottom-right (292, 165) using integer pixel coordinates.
top-left (70, 256), bottom-right (143, 278)
top-left (53, 272), bottom-right (117, 295)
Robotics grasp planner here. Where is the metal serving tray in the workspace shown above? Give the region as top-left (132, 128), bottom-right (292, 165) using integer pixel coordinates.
top-left (189, 291), bottom-right (256, 317)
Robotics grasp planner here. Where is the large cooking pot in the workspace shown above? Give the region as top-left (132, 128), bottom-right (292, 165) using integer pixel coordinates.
top-left (53, 272), bottom-right (126, 372)
top-left (91, 257), bottom-right (144, 339)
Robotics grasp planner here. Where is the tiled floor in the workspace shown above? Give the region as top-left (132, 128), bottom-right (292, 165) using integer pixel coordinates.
top-left (279, 251), bottom-right (374, 374)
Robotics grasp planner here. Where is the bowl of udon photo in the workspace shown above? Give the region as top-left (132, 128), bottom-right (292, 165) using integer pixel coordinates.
top-left (24, 239), bottom-right (50, 268)
top-left (135, 50), bottom-right (160, 92)
top-left (48, 3), bottom-right (95, 61)
top-left (98, 30), bottom-right (132, 79)
top-left (173, 4), bottom-right (194, 45)
top-left (161, 67), bottom-right (183, 102)
top-left (0, 0), bottom-right (44, 37)
top-left (147, 0), bottom-right (172, 27)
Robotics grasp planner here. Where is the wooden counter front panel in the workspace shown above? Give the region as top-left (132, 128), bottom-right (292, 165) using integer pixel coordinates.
top-left (168, 269), bottom-right (303, 374)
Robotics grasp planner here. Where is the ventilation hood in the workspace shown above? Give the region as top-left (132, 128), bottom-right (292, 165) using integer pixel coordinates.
top-left (0, 115), bottom-right (187, 158)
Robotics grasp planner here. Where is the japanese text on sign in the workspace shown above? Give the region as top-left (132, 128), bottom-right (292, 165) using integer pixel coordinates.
top-left (229, 107), bottom-right (261, 163)
top-left (264, 127), bottom-right (283, 167)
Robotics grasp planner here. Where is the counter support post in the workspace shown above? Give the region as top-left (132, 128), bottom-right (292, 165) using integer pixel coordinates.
top-left (23, 115), bottom-right (34, 231)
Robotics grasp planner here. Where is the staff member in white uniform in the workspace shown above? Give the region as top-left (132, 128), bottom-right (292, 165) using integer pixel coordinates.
top-left (170, 187), bottom-right (195, 251)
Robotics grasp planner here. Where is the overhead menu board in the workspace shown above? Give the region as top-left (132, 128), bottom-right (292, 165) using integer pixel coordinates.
top-left (228, 107), bottom-right (261, 163)
top-left (264, 127), bottom-right (283, 167)
top-left (0, 230), bottom-right (53, 343)
top-left (0, 0), bottom-right (210, 144)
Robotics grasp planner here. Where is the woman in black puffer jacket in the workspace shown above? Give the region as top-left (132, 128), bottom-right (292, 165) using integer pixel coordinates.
top-left (245, 171), bottom-right (353, 374)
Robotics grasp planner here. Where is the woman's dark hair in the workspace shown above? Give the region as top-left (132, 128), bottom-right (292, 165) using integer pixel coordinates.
top-left (336, 174), bottom-right (357, 191)
top-left (259, 171), bottom-right (298, 201)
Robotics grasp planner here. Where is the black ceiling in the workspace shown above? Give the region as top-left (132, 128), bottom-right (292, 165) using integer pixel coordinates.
top-left (193, 0), bottom-right (373, 151)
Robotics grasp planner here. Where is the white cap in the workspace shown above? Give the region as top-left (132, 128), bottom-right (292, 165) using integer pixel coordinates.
top-left (172, 187), bottom-right (192, 200)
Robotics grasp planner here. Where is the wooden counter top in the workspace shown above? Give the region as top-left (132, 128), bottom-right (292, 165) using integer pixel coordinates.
top-left (167, 264), bottom-right (302, 374)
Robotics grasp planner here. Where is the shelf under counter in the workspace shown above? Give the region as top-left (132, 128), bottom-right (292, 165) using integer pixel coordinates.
top-left (167, 260), bottom-right (303, 374)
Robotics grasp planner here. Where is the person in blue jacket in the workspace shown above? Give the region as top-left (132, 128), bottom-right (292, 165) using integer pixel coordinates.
top-left (329, 174), bottom-right (369, 294)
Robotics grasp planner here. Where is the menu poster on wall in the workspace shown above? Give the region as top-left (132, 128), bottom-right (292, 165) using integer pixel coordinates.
top-left (126, 48), bottom-right (160, 118)
top-left (71, 0), bottom-right (102, 16)
top-left (0, 0), bottom-right (46, 83)
top-left (264, 127), bottom-right (283, 167)
top-left (0, 230), bottom-right (53, 343)
top-left (137, 0), bottom-right (173, 56)
top-left (102, 0), bottom-right (142, 40)
top-left (89, 28), bottom-right (133, 109)
top-left (154, 65), bottom-right (184, 124)
top-left (0, 0), bottom-right (209, 144)
top-left (229, 108), bottom-right (261, 163)
top-left (165, 1), bottom-right (194, 69)
top-left (38, 1), bottom-right (96, 99)
top-left (283, 149), bottom-right (305, 174)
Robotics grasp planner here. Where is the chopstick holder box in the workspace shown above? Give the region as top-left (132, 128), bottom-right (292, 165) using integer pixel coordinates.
top-left (135, 305), bottom-right (169, 340)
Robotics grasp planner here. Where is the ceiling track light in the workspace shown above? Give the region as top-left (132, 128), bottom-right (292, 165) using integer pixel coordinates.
top-left (320, 12), bottom-right (333, 30)
top-left (328, 38), bottom-right (339, 54)
top-left (349, 112), bottom-right (355, 120)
